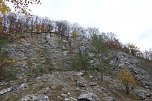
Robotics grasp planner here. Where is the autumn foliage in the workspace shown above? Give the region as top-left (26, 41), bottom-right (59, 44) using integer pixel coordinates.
top-left (0, 0), bottom-right (41, 15)
top-left (117, 68), bottom-right (136, 95)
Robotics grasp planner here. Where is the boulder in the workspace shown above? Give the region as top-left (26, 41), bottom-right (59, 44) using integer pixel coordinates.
top-left (65, 97), bottom-right (77, 101)
top-left (18, 83), bottom-right (28, 90)
top-left (103, 96), bottom-right (114, 101)
top-left (89, 82), bottom-right (97, 87)
top-left (73, 72), bottom-right (84, 76)
top-left (77, 93), bottom-right (100, 101)
top-left (76, 81), bottom-right (86, 87)
top-left (0, 87), bottom-right (13, 95)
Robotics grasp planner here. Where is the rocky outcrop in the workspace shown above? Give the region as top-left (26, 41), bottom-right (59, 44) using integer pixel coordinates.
top-left (1, 32), bottom-right (152, 101)
top-left (112, 52), bottom-right (152, 90)
top-left (0, 83), bottom-right (28, 95)
top-left (133, 88), bottom-right (152, 101)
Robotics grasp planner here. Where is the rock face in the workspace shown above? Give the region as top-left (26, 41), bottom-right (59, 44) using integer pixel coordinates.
top-left (1, 32), bottom-right (152, 101)
top-left (133, 88), bottom-right (152, 101)
top-left (133, 68), bottom-right (152, 90)
top-left (77, 93), bottom-right (100, 101)
top-left (8, 32), bottom-right (90, 73)
top-left (112, 52), bottom-right (152, 90)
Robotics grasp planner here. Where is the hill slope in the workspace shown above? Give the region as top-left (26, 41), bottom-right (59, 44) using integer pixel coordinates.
top-left (0, 32), bottom-right (152, 101)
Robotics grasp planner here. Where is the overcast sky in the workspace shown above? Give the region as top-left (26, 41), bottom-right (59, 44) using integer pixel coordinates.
top-left (28, 0), bottom-right (152, 51)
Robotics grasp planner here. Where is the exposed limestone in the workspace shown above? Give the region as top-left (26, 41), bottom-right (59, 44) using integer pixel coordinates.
top-left (19, 94), bottom-right (49, 101)
top-left (0, 87), bottom-right (12, 95)
top-left (112, 52), bottom-right (152, 90)
top-left (1, 32), bottom-right (152, 101)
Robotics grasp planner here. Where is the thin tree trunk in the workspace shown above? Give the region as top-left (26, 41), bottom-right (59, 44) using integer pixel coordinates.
top-left (100, 71), bottom-right (103, 82)
top-left (125, 85), bottom-right (129, 95)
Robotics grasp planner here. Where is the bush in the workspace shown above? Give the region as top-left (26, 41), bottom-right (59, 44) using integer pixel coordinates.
top-left (32, 66), bottom-right (46, 76)
top-left (3, 68), bottom-right (17, 80)
top-left (117, 68), bottom-right (136, 95)
top-left (0, 52), bottom-right (16, 81)
top-left (32, 59), bottom-right (54, 76)
top-left (0, 39), bottom-right (8, 45)
top-left (44, 57), bottom-right (54, 72)
top-left (71, 52), bottom-right (90, 72)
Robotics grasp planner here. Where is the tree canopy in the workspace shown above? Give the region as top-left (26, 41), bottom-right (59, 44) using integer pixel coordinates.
top-left (117, 68), bottom-right (136, 95)
top-left (0, 0), bottom-right (10, 14)
top-left (0, 0), bottom-right (41, 15)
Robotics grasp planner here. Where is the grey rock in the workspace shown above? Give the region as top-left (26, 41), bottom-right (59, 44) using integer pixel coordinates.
top-left (134, 88), bottom-right (152, 101)
top-left (34, 95), bottom-right (49, 101)
top-left (20, 94), bottom-right (36, 101)
top-left (43, 87), bottom-right (51, 95)
top-left (76, 81), bottom-right (86, 87)
top-left (20, 94), bottom-right (49, 101)
top-left (140, 92), bottom-right (146, 100)
top-left (100, 87), bottom-right (110, 94)
top-left (0, 87), bottom-right (12, 95)
top-left (89, 82), bottom-right (97, 87)
top-left (73, 72), bottom-right (84, 76)
top-left (64, 97), bottom-right (77, 101)
top-left (78, 93), bottom-right (100, 101)
top-left (18, 83), bottom-right (28, 90)
top-left (112, 52), bottom-right (152, 90)
top-left (61, 93), bottom-right (68, 98)
top-left (103, 96), bottom-right (114, 101)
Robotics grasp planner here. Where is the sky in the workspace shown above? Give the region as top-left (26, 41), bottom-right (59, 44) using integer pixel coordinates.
top-left (28, 0), bottom-right (152, 51)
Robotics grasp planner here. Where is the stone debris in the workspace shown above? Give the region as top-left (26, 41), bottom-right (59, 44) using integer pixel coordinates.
top-left (77, 93), bottom-right (100, 101)
top-left (64, 97), bottom-right (77, 101)
top-left (103, 96), bottom-right (114, 101)
top-left (18, 83), bottom-right (28, 90)
top-left (0, 32), bottom-right (152, 101)
top-left (76, 81), bottom-right (86, 87)
top-left (0, 87), bottom-right (13, 95)
top-left (20, 94), bottom-right (49, 101)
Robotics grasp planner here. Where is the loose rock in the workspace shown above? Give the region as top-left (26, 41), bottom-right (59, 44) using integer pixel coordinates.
top-left (77, 93), bottom-right (100, 101)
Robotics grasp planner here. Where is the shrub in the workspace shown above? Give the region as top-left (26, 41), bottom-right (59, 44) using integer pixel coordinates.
top-left (44, 57), bottom-right (54, 72)
top-left (3, 68), bottom-right (17, 80)
top-left (0, 39), bottom-right (7, 45)
top-left (0, 52), bottom-right (16, 81)
top-left (32, 66), bottom-right (46, 76)
top-left (71, 52), bottom-right (90, 72)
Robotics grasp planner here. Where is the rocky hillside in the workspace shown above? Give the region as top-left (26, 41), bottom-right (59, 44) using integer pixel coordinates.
top-left (0, 32), bottom-right (152, 101)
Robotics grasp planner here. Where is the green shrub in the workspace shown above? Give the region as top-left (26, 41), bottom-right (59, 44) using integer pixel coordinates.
top-left (0, 53), bottom-right (16, 81)
top-left (32, 66), bottom-right (46, 76)
top-left (3, 68), bottom-right (17, 80)
top-left (71, 52), bottom-right (90, 72)
top-left (44, 58), bottom-right (54, 72)
top-left (0, 38), bottom-right (7, 45)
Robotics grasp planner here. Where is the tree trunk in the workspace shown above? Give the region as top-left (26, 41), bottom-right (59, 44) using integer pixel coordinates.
top-left (100, 71), bottom-right (103, 82)
top-left (84, 64), bottom-right (87, 74)
top-left (125, 85), bottom-right (129, 95)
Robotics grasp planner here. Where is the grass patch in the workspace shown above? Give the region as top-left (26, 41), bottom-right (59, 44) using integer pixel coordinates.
top-left (0, 38), bottom-right (8, 45)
